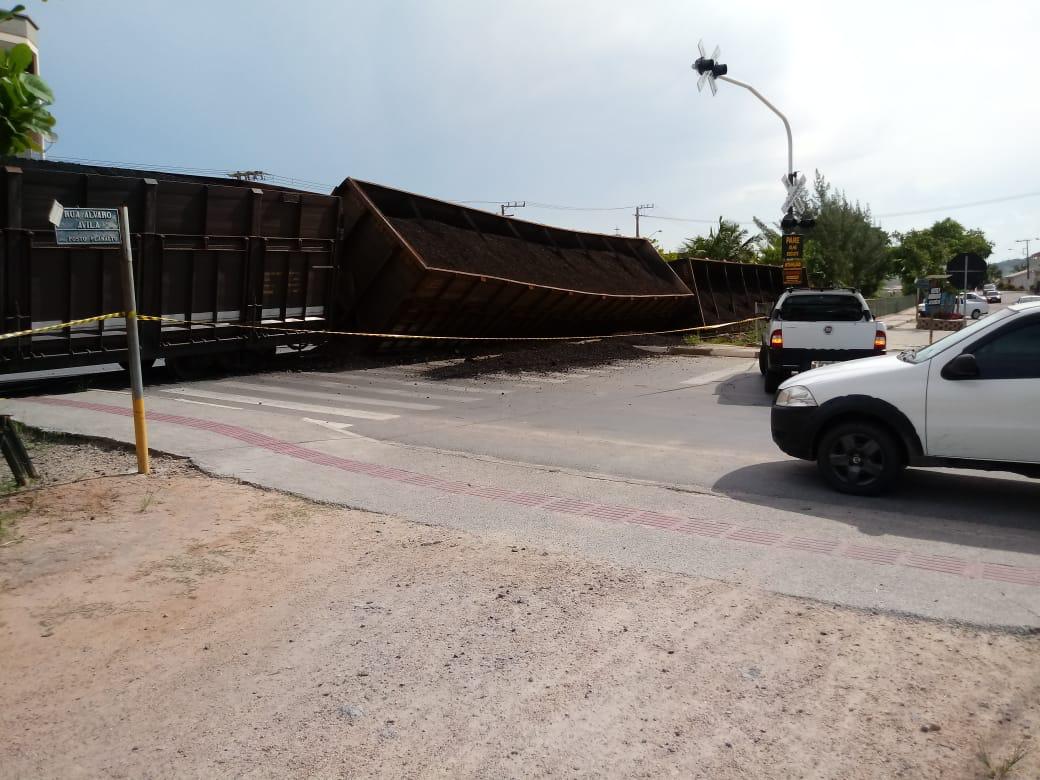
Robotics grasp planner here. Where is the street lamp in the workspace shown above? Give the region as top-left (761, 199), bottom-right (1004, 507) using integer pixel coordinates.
top-left (691, 41), bottom-right (807, 219)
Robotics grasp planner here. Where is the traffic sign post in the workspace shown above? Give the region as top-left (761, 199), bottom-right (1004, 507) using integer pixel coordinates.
top-left (782, 234), bottom-right (805, 285)
top-left (49, 201), bottom-right (150, 474)
top-left (946, 252), bottom-right (986, 292)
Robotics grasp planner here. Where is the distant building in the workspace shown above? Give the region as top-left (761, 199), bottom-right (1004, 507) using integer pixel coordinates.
top-left (0, 13), bottom-right (44, 157)
top-left (1003, 256), bottom-right (1039, 291)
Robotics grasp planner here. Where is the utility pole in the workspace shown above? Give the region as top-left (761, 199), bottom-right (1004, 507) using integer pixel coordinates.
top-left (1015, 237), bottom-right (1039, 289)
top-left (229, 170), bottom-right (267, 182)
top-left (634, 203), bottom-right (654, 237)
top-left (499, 201), bottom-right (526, 217)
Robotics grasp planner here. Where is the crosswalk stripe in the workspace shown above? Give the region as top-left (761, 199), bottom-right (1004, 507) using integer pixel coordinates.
top-left (158, 387), bottom-right (399, 421)
top-left (168, 397), bottom-right (240, 410)
top-left (312, 371), bottom-right (502, 395)
top-left (218, 381), bottom-right (440, 411)
top-left (485, 372), bottom-right (567, 384)
top-left (680, 361), bottom-right (756, 387)
top-left (545, 371), bottom-right (589, 380)
top-left (262, 375), bottom-right (476, 403)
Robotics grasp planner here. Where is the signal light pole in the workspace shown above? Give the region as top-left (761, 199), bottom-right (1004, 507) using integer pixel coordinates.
top-left (693, 41), bottom-right (814, 285)
top-left (692, 41), bottom-right (801, 216)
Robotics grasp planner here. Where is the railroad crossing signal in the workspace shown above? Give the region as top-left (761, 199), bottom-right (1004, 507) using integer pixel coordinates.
top-left (781, 173), bottom-right (807, 213)
top-left (692, 40), bottom-right (728, 96)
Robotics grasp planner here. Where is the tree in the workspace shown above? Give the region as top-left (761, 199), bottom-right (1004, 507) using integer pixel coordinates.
top-left (0, 4), bottom-right (57, 155)
top-left (889, 218), bottom-right (993, 293)
top-left (756, 172), bottom-right (889, 295)
top-left (680, 217), bottom-right (759, 263)
top-left (752, 217), bottom-right (781, 265)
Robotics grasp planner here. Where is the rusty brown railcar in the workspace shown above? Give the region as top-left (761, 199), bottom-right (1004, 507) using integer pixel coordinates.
top-left (1, 160), bottom-right (341, 374)
top-left (669, 257), bottom-right (783, 325)
top-left (332, 179), bottom-right (697, 341)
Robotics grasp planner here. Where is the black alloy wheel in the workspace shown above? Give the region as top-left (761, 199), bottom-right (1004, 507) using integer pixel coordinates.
top-left (816, 421), bottom-right (904, 496)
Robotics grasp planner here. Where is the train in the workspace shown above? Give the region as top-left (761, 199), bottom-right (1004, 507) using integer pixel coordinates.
top-left (0, 159), bottom-right (782, 376)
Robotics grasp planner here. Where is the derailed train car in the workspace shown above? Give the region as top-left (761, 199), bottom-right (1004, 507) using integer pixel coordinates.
top-left (333, 178), bottom-right (696, 341)
top-left (1, 159), bottom-right (782, 375)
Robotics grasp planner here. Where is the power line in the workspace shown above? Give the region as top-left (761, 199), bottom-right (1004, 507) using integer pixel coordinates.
top-left (874, 190), bottom-right (1040, 219)
top-left (643, 214), bottom-right (758, 226)
top-left (47, 155), bottom-right (340, 192)
top-left (45, 154), bottom-right (1040, 223)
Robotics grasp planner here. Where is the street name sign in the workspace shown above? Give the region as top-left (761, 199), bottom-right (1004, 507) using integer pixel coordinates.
top-left (51, 203), bottom-right (121, 246)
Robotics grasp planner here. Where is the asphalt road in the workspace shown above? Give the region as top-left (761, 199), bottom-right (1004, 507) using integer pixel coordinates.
top-left (3, 346), bottom-right (1039, 627)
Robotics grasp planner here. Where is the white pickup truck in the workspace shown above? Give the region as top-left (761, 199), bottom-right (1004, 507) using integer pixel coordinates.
top-left (759, 288), bottom-right (887, 393)
top-left (771, 300), bottom-right (1040, 494)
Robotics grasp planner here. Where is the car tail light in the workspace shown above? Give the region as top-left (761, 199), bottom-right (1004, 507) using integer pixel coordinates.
top-left (770, 329), bottom-right (783, 348)
top-left (874, 330), bottom-right (886, 350)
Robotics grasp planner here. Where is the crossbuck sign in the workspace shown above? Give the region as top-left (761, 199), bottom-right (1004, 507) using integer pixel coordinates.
top-left (781, 173), bottom-right (807, 214)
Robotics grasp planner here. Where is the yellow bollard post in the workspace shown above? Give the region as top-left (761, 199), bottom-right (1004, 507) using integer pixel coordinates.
top-left (118, 205), bottom-right (150, 475)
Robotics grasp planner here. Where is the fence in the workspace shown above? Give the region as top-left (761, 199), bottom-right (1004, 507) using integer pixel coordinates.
top-left (865, 294), bottom-right (915, 317)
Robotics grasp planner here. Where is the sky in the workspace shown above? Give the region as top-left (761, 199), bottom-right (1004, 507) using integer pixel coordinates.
top-left (26, 0), bottom-right (1040, 263)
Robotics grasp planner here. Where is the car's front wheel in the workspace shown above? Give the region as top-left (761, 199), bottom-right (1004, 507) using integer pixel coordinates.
top-left (815, 421), bottom-right (904, 496)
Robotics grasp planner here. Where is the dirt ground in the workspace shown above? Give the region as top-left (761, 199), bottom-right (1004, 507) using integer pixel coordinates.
top-left (1, 439), bottom-right (1038, 779)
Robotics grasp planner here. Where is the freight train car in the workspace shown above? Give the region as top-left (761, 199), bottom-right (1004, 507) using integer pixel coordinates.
top-left (333, 178), bottom-right (697, 341)
top-left (1, 160), bottom-right (341, 376)
top-left (2, 160), bottom-right (781, 377)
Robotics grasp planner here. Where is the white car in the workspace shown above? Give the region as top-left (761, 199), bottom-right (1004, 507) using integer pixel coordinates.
top-left (1018, 294), bottom-right (1040, 304)
top-left (918, 292), bottom-right (990, 318)
top-left (771, 300), bottom-right (1040, 494)
top-left (956, 292), bottom-right (989, 319)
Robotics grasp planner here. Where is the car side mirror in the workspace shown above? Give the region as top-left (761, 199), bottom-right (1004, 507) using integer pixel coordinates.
top-left (941, 353), bottom-right (980, 380)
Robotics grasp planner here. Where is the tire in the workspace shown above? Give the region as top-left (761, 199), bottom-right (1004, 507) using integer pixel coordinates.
top-left (815, 421), bottom-right (904, 496)
top-left (758, 347), bottom-right (768, 376)
top-left (971, 309), bottom-right (981, 319)
top-left (764, 370), bottom-right (785, 394)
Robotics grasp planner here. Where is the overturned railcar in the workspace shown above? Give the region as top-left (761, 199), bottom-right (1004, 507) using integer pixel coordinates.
top-left (333, 178), bottom-right (697, 340)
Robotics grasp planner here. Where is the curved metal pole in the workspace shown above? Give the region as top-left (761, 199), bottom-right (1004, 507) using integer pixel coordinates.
top-left (717, 74), bottom-right (793, 179)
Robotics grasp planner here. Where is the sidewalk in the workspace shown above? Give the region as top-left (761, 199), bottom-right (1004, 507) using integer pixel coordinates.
top-left (880, 305), bottom-right (948, 350)
top-left (3, 390), bottom-right (1039, 628)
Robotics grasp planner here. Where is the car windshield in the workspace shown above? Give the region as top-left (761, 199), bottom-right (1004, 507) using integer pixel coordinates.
top-left (779, 294), bottom-right (865, 322)
top-left (900, 307), bottom-right (1017, 364)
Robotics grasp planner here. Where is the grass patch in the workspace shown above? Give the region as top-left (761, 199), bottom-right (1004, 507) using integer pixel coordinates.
top-left (976, 742), bottom-right (1030, 779)
top-left (138, 491), bottom-right (160, 514)
top-left (0, 475), bottom-right (18, 496)
top-left (0, 505), bottom-right (31, 542)
top-left (684, 325), bottom-right (762, 348)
